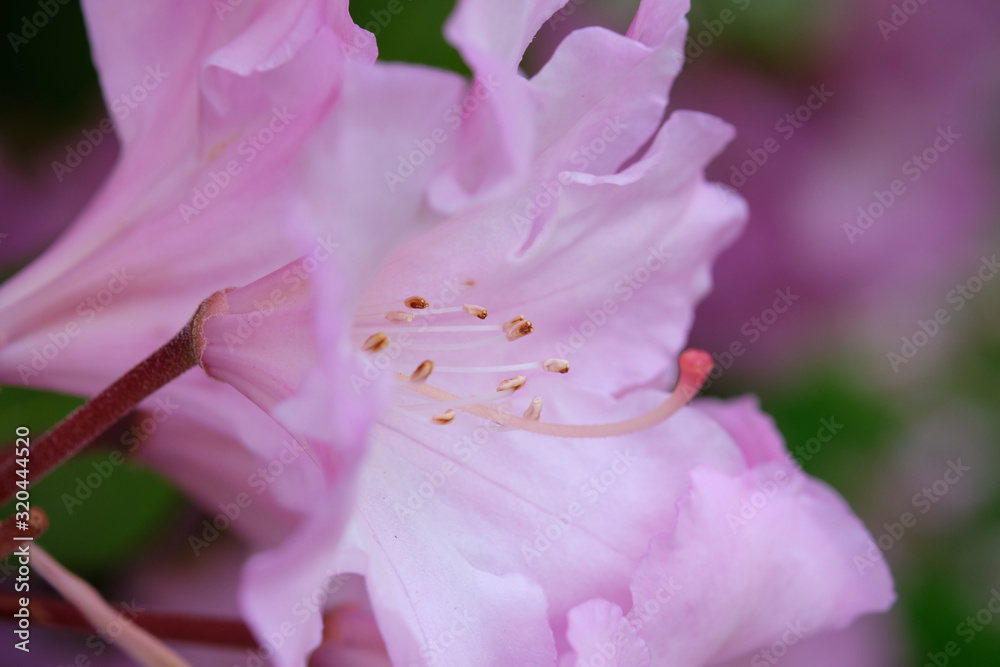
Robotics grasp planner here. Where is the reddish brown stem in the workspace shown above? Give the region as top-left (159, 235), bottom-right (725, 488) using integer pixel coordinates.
top-left (0, 507), bottom-right (48, 559)
top-left (0, 325), bottom-right (198, 505)
top-left (0, 594), bottom-right (257, 648)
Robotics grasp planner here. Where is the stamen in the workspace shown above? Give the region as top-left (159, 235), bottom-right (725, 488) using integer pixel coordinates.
top-left (462, 304), bottom-right (488, 319)
top-left (385, 311), bottom-right (414, 323)
top-left (397, 349), bottom-right (713, 438)
top-left (358, 299), bottom-right (405, 311)
top-left (354, 324), bottom-right (500, 335)
top-left (401, 304), bottom-right (489, 319)
top-left (497, 375), bottom-right (527, 392)
top-left (405, 296), bottom-right (429, 309)
top-left (410, 360), bottom-right (434, 384)
top-left (398, 388), bottom-right (516, 411)
top-left (405, 335), bottom-right (506, 351)
top-left (433, 410), bottom-right (457, 425)
top-left (523, 397), bottom-right (544, 421)
top-left (542, 358), bottom-right (570, 373)
top-left (505, 319), bottom-right (534, 342)
top-left (502, 315), bottom-right (526, 334)
top-left (362, 332), bottom-right (390, 352)
top-left (432, 359), bottom-right (559, 374)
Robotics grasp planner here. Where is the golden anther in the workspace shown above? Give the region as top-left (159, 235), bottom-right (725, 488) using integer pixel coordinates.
top-left (410, 360), bottom-right (434, 383)
top-left (362, 332), bottom-right (390, 352)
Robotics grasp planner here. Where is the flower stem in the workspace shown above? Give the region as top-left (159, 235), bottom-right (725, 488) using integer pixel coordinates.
top-left (0, 507), bottom-right (48, 559)
top-left (0, 324), bottom-right (198, 505)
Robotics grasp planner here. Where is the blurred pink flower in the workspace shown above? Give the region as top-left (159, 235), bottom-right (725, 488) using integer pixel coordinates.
top-left (711, 610), bottom-right (904, 667)
top-left (670, 0), bottom-right (1000, 375)
top-left (0, 128), bottom-right (117, 275)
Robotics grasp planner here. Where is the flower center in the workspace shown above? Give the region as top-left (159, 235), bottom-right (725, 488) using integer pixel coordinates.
top-left (351, 295), bottom-right (712, 438)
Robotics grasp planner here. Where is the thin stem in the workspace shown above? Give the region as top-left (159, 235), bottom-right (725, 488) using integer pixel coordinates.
top-left (0, 594), bottom-right (257, 649)
top-left (0, 507), bottom-right (48, 559)
top-left (0, 325), bottom-right (198, 505)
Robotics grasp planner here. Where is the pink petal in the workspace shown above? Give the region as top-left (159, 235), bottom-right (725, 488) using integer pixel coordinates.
top-left (562, 599), bottom-right (651, 667)
top-left (239, 485), bottom-right (361, 667)
top-left (199, 262), bottom-right (318, 416)
top-left (0, 0), bottom-right (367, 393)
top-left (287, 61), bottom-right (467, 283)
top-left (436, 0), bottom-right (565, 209)
top-left (138, 376), bottom-right (324, 538)
top-left (240, 382), bottom-right (747, 664)
top-left (195, 257), bottom-right (380, 483)
top-left (371, 111), bottom-right (745, 398)
top-left (445, 0), bottom-right (570, 67)
top-left (695, 395), bottom-right (791, 468)
top-left (626, 0), bottom-right (690, 48)
top-left (530, 9), bottom-right (687, 176)
top-left (629, 464), bottom-right (895, 665)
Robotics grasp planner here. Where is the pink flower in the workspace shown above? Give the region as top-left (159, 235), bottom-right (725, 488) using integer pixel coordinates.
top-left (0, 0), bottom-right (895, 664)
top-left (177, 1), bottom-right (894, 664)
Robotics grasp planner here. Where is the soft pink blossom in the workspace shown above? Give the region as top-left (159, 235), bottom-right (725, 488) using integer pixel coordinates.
top-left (175, 1), bottom-right (895, 665)
top-left (0, 0), bottom-right (897, 664)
